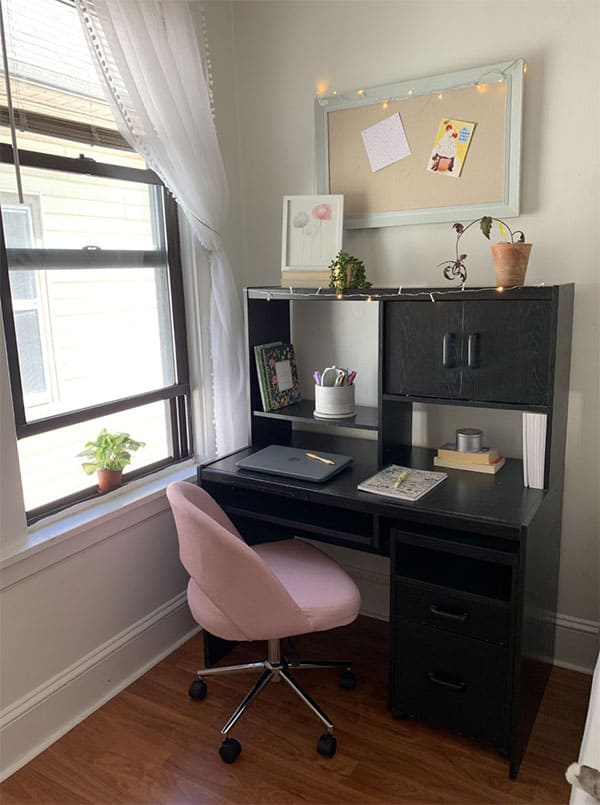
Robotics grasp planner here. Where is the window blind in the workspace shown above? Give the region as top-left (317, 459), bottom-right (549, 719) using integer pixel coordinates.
top-left (0, 0), bottom-right (129, 149)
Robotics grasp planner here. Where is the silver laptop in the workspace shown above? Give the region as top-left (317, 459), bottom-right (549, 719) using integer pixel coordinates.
top-left (236, 445), bottom-right (353, 483)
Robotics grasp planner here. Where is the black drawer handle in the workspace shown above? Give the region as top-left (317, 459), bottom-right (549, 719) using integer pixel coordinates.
top-left (442, 332), bottom-right (455, 368)
top-left (467, 333), bottom-right (480, 369)
top-left (430, 603), bottom-right (470, 623)
top-left (428, 671), bottom-right (467, 692)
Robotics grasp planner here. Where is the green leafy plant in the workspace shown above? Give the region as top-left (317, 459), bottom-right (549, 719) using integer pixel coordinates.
top-left (440, 216), bottom-right (526, 284)
top-left (77, 429), bottom-right (145, 475)
top-left (328, 250), bottom-right (372, 292)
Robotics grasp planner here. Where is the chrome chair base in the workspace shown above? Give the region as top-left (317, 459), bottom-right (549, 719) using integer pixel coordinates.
top-left (195, 638), bottom-right (352, 737)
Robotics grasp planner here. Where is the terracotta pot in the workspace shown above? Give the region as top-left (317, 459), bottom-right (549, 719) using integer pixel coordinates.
top-left (491, 242), bottom-right (532, 287)
top-left (97, 469), bottom-right (123, 493)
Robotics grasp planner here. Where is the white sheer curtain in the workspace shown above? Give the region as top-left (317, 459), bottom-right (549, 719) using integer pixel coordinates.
top-left (75, 0), bottom-right (246, 456)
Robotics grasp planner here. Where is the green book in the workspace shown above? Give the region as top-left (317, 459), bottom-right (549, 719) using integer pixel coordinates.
top-left (255, 341), bottom-right (302, 411)
top-left (253, 341), bottom-right (282, 412)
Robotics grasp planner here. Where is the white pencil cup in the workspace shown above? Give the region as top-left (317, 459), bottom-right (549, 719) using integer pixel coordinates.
top-left (314, 384), bottom-right (355, 419)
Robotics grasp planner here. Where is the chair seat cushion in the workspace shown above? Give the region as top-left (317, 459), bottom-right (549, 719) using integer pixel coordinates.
top-left (253, 539), bottom-right (361, 633)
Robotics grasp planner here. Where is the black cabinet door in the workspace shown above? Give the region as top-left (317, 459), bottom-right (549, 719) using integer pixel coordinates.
top-left (384, 299), bottom-right (552, 406)
top-left (384, 301), bottom-right (463, 398)
top-left (461, 300), bottom-right (551, 405)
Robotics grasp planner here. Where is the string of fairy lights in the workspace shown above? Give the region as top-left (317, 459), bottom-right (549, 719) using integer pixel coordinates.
top-left (259, 283), bottom-right (545, 302)
top-left (315, 59), bottom-right (527, 108)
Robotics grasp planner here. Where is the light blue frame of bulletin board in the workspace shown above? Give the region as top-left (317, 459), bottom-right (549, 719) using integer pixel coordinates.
top-left (315, 59), bottom-right (524, 229)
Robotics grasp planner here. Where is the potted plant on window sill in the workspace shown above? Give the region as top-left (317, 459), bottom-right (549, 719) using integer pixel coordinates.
top-left (440, 216), bottom-right (532, 287)
top-left (78, 429), bottom-right (145, 493)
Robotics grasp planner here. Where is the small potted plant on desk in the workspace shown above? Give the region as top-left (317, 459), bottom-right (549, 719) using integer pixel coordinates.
top-left (78, 428), bottom-right (145, 493)
top-left (440, 216), bottom-right (532, 287)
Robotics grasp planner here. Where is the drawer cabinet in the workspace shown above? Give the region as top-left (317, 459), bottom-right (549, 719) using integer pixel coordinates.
top-left (390, 528), bottom-right (516, 755)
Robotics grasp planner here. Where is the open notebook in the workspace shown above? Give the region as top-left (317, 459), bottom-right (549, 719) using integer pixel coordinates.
top-left (236, 445), bottom-right (352, 483)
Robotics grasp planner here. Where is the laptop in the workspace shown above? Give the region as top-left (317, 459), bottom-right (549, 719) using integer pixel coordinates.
top-left (236, 444), bottom-right (353, 483)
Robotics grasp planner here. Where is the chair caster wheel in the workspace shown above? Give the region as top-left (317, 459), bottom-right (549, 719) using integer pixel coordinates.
top-left (340, 669), bottom-right (356, 690)
top-left (317, 733), bottom-right (337, 758)
top-left (188, 679), bottom-right (207, 700)
top-left (219, 737), bottom-right (242, 763)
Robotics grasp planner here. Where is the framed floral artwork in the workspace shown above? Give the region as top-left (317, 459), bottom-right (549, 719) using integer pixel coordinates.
top-left (281, 194), bottom-right (343, 273)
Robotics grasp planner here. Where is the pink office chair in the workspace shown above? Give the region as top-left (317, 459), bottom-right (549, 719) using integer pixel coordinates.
top-left (166, 481), bottom-right (361, 763)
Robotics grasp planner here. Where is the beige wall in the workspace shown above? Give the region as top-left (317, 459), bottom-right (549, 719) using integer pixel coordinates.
top-left (222, 0), bottom-right (599, 630)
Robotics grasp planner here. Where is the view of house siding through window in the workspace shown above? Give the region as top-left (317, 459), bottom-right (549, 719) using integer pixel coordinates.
top-left (0, 136), bottom-right (178, 511)
top-left (1, 0), bottom-right (190, 515)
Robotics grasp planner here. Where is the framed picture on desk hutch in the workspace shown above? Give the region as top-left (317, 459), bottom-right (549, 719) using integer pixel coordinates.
top-left (280, 194), bottom-right (343, 288)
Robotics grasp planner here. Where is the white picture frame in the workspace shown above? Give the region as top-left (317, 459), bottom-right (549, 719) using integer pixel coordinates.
top-left (281, 194), bottom-right (344, 271)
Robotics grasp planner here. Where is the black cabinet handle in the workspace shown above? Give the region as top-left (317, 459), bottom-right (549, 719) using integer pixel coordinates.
top-left (467, 333), bottom-right (480, 369)
top-left (442, 332), bottom-right (456, 368)
top-left (430, 603), bottom-right (470, 623)
top-left (427, 671), bottom-right (467, 692)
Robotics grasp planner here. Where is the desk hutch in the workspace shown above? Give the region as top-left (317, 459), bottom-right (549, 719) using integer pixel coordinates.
top-left (198, 284), bottom-right (574, 778)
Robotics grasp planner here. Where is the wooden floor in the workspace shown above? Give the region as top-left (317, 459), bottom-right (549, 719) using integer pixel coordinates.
top-left (1, 617), bottom-right (591, 804)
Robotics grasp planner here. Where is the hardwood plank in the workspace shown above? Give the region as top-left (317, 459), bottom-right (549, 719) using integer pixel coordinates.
top-left (1, 617), bottom-right (591, 804)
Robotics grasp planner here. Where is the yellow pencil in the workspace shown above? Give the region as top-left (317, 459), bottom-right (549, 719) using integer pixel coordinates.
top-left (394, 470), bottom-right (409, 488)
top-left (306, 452), bottom-right (335, 465)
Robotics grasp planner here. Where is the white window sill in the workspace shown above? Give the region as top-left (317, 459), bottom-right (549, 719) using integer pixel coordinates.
top-left (0, 461), bottom-right (198, 590)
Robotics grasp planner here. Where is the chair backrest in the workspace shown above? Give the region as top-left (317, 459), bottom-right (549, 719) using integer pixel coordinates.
top-left (166, 481), bottom-right (310, 640)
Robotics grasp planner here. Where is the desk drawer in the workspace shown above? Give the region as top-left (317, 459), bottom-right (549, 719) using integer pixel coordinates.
top-left (390, 620), bottom-right (508, 749)
top-left (394, 580), bottom-right (511, 645)
top-left (201, 480), bottom-right (375, 550)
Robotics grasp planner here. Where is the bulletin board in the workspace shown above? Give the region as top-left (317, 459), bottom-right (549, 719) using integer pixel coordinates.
top-left (315, 59), bottom-right (524, 229)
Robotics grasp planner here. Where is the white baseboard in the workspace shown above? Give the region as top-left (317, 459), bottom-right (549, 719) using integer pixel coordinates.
top-left (0, 592), bottom-right (199, 782)
top-left (342, 558), bottom-right (599, 674)
top-left (546, 613), bottom-right (599, 674)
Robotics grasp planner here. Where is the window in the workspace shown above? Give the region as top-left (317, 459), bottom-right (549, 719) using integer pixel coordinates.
top-left (2, 201), bottom-right (49, 404)
top-left (1, 0), bottom-right (192, 522)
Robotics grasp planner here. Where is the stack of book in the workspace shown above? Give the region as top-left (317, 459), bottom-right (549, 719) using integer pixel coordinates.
top-left (253, 341), bottom-right (301, 412)
top-left (433, 443), bottom-right (506, 474)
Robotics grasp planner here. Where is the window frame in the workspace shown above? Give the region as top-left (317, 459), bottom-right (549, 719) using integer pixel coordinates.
top-left (0, 141), bottom-right (193, 523)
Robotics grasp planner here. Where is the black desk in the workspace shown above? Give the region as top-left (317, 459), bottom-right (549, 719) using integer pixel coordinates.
top-left (198, 432), bottom-right (550, 778)
top-left (199, 284), bottom-right (573, 778)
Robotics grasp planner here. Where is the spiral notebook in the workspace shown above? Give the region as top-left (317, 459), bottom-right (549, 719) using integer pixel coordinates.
top-left (357, 465), bottom-right (446, 502)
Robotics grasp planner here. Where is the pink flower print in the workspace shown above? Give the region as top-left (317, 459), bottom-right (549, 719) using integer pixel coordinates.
top-left (312, 203), bottom-right (332, 260)
top-left (312, 203), bottom-right (332, 221)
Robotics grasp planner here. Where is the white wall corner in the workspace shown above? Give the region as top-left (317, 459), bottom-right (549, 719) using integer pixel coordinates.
top-left (0, 592), bottom-right (199, 782)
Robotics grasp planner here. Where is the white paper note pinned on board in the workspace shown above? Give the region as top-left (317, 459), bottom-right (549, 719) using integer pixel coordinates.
top-left (361, 113), bottom-right (411, 173)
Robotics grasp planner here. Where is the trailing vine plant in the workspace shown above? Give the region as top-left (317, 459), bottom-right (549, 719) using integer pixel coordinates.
top-left (439, 216), bottom-right (525, 284)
